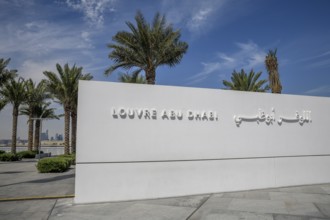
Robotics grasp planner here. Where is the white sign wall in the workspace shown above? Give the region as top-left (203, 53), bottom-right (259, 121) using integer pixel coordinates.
top-left (75, 81), bottom-right (330, 204)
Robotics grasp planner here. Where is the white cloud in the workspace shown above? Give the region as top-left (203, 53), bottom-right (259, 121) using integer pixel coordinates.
top-left (161, 0), bottom-right (228, 35)
top-left (0, 21), bottom-right (93, 57)
top-left (65, 0), bottom-right (116, 27)
top-left (234, 42), bottom-right (266, 69)
top-left (218, 53), bottom-right (235, 63)
top-left (300, 50), bottom-right (330, 69)
top-left (308, 59), bottom-right (330, 68)
top-left (305, 85), bottom-right (330, 96)
top-left (81, 31), bottom-right (91, 42)
top-left (18, 54), bottom-right (100, 83)
top-left (19, 59), bottom-right (66, 82)
top-left (187, 62), bottom-right (221, 84)
top-left (0, 19), bottom-right (108, 82)
top-left (187, 7), bottom-right (213, 32)
top-left (0, 0), bottom-right (34, 7)
top-left (188, 41), bottom-right (266, 84)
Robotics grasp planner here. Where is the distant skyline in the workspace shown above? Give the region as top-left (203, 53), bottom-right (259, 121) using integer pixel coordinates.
top-left (1, 0), bottom-right (330, 139)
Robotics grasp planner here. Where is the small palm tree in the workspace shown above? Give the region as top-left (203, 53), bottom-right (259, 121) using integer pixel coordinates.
top-left (31, 102), bottom-right (59, 151)
top-left (223, 69), bottom-right (269, 92)
top-left (0, 78), bottom-right (27, 153)
top-left (265, 49), bottom-right (282, 94)
top-left (105, 11), bottom-right (188, 84)
top-left (118, 70), bottom-right (146, 84)
top-left (21, 79), bottom-right (50, 151)
top-left (44, 63), bottom-right (92, 154)
top-left (20, 106), bottom-right (35, 149)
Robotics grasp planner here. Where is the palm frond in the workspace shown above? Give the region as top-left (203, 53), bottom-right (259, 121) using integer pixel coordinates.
top-left (222, 69), bottom-right (269, 92)
top-left (118, 69), bottom-right (146, 84)
top-left (0, 58), bottom-right (17, 87)
top-left (0, 77), bottom-right (26, 108)
top-left (105, 11), bottom-right (188, 84)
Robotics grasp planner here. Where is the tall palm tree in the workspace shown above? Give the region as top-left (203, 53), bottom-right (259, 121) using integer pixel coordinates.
top-left (105, 11), bottom-right (188, 84)
top-left (223, 69), bottom-right (269, 92)
top-left (70, 73), bottom-right (93, 153)
top-left (265, 49), bottom-right (282, 94)
top-left (22, 79), bottom-right (50, 151)
top-left (70, 102), bottom-right (78, 154)
top-left (0, 78), bottom-right (26, 153)
top-left (118, 70), bottom-right (146, 84)
top-left (43, 63), bottom-right (91, 154)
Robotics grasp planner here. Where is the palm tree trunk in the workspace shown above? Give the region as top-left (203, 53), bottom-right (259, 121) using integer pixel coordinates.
top-left (272, 71), bottom-right (282, 94)
top-left (71, 111), bottom-right (77, 153)
top-left (27, 110), bottom-right (34, 151)
top-left (265, 50), bottom-right (282, 94)
top-left (64, 106), bottom-right (70, 155)
top-left (34, 120), bottom-right (41, 151)
top-left (145, 67), bottom-right (156, 84)
top-left (269, 71), bottom-right (282, 94)
top-left (11, 107), bottom-right (18, 154)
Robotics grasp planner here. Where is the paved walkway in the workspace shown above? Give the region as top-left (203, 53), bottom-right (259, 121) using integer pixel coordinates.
top-left (1, 160), bottom-right (330, 219)
top-left (0, 159), bottom-right (74, 199)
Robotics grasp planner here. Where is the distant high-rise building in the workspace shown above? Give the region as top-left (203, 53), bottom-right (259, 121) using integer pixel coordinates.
top-left (55, 133), bottom-right (63, 141)
top-left (41, 129), bottom-right (49, 141)
top-left (58, 134), bottom-right (63, 141)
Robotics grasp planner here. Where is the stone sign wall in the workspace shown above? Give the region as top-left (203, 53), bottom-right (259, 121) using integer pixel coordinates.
top-left (75, 81), bottom-right (330, 204)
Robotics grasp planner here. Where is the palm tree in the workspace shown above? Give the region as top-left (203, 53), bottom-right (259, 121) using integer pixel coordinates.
top-left (223, 69), bottom-right (269, 92)
top-left (118, 70), bottom-right (146, 84)
top-left (43, 63), bottom-right (91, 154)
top-left (70, 102), bottom-right (78, 154)
top-left (0, 58), bottom-right (17, 113)
top-left (24, 80), bottom-right (36, 151)
top-left (265, 49), bottom-right (282, 94)
top-left (105, 11), bottom-right (188, 84)
top-left (70, 73), bottom-right (93, 153)
top-left (21, 79), bottom-right (50, 151)
top-left (20, 106), bottom-right (35, 149)
top-left (0, 78), bottom-right (26, 153)
top-left (29, 102), bottom-right (59, 151)
top-left (0, 58), bottom-right (17, 87)
top-left (0, 99), bottom-right (6, 112)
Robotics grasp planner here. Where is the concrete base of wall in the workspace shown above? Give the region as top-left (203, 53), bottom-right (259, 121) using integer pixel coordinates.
top-left (74, 155), bottom-right (330, 204)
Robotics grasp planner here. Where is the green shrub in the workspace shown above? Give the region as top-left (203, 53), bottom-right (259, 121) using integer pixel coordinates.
top-left (37, 157), bottom-right (71, 173)
top-left (0, 153), bottom-right (22, 161)
top-left (17, 150), bottom-right (37, 158)
top-left (57, 154), bottom-right (76, 165)
top-left (17, 150), bottom-right (44, 158)
top-left (32, 150), bottom-right (44, 154)
top-left (0, 150), bottom-right (6, 154)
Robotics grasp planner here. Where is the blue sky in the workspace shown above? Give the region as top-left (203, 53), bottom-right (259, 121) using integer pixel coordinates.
top-left (1, 0), bottom-right (330, 139)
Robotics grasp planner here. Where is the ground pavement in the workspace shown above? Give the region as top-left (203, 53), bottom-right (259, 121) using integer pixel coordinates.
top-left (0, 159), bottom-right (330, 220)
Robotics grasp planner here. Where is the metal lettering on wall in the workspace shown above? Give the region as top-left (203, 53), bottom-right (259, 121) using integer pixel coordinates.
top-left (111, 108), bottom-right (219, 121)
top-left (234, 108), bottom-right (312, 126)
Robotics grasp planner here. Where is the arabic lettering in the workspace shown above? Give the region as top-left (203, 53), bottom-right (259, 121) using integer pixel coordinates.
top-left (278, 110), bottom-right (312, 125)
top-left (234, 108), bottom-right (312, 126)
top-left (234, 108), bottom-right (275, 126)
